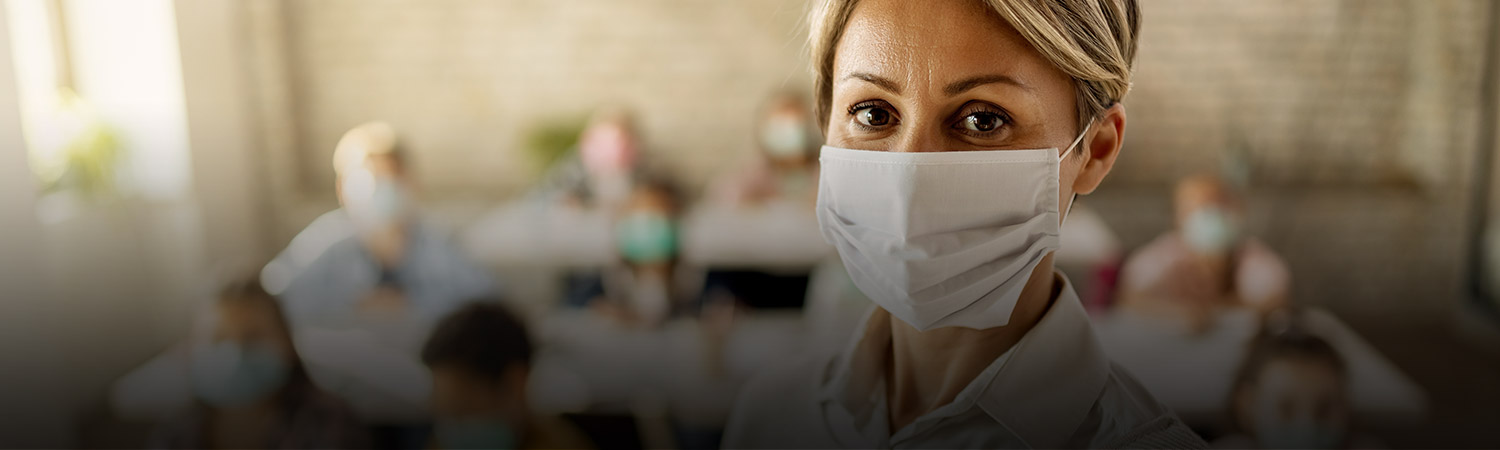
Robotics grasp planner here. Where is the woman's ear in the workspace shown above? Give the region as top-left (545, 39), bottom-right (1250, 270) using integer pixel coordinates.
top-left (1072, 103), bottom-right (1127, 195)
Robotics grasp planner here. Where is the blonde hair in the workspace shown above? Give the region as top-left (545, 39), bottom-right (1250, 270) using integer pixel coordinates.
top-left (332, 121), bottom-right (400, 174)
top-left (807, 0), bottom-right (1140, 133)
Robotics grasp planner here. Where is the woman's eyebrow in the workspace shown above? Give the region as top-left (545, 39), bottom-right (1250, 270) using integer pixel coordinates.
top-left (841, 72), bottom-right (902, 95)
top-left (943, 74), bottom-right (1032, 96)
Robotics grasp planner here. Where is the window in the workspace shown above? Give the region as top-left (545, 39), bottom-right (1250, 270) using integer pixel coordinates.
top-left (6, 0), bottom-right (120, 199)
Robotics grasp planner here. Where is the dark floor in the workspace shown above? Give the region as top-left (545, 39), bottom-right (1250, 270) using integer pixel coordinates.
top-left (1341, 311), bottom-right (1500, 449)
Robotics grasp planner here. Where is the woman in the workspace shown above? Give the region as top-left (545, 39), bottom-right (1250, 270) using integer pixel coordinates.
top-left (723, 0), bottom-right (1204, 448)
top-left (153, 281), bottom-right (368, 449)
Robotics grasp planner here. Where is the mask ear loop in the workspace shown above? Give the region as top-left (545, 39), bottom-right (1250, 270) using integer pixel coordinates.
top-left (1059, 120), bottom-right (1094, 220)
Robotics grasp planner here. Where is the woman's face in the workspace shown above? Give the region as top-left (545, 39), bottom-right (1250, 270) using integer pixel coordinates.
top-left (826, 0), bottom-right (1125, 201)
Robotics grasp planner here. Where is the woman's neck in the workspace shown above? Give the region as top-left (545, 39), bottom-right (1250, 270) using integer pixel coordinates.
top-left (885, 254), bottom-right (1062, 432)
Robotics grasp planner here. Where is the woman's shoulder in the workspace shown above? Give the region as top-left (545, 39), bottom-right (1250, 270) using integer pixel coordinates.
top-left (1087, 363), bottom-right (1208, 448)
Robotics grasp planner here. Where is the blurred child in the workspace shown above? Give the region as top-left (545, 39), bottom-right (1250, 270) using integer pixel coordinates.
top-left (1118, 174), bottom-right (1290, 332)
top-left (528, 108), bottom-right (647, 212)
top-left (1214, 311), bottom-right (1381, 449)
top-left (709, 91), bottom-right (822, 208)
top-left (606, 176), bottom-right (709, 326)
top-left (153, 280), bottom-right (367, 449)
top-left (422, 302), bottom-right (590, 449)
top-left (266, 121), bottom-right (496, 325)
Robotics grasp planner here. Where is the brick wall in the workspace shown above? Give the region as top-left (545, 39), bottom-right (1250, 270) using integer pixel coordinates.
top-left (242, 0), bottom-right (1496, 315)
top-left (258, 0), bottom-right (813, 198)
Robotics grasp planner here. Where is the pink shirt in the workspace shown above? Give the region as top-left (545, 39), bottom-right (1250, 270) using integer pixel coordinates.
top-left (1118, 232), bottom-right (1291, 310)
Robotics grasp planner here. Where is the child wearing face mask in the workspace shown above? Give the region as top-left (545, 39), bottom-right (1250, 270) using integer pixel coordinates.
top-left (423, 302), bottom-right (591, 450)
top-left (268, 121), bottom-right (497, 326)
top-left (1117, 174), bottom-right (1291, 332)
top-left (709, 91), bottom-right (822, 209)
top-left (1213, 311), bottom-right (1382, 449)
top-left (153, 280), bottom-right (368, 449)
top-left (568, 176), bottom-right (709, 328)
top-left (524, 108), bottom-right (648, 213)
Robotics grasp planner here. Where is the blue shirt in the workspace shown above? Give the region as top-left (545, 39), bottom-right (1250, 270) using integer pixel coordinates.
top-left (273, 210), bottom-right (497, 326)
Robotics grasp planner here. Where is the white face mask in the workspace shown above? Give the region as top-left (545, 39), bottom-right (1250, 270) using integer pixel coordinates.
top-left (815, 129), bottom-right (1088, 331)
top-left (1182, 206), bottom-right (1241, 255)
top-left (342, 171), bottom-right (412, 230)
top-left (760, 117), bottom-right (812, 160)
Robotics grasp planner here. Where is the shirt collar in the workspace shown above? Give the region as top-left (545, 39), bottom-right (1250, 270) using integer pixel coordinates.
top-left (820, 273), bottom-right (1112, 449)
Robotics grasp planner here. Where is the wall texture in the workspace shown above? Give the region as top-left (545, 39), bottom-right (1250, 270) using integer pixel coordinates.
top-left (257, 0), bottom-right (813, 198)
top-left (238, 0), bottom-right (1497, 316)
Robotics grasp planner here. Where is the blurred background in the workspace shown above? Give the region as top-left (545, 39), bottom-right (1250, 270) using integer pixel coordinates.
top-left (0, 0), bottom-right (1498, 448)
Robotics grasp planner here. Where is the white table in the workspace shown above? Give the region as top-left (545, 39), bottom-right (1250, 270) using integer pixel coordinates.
top-left (1091, 307), bottom-right (1429, 425)
top-left (463, 201), bottom-right (832, 270)
top-left (531, 309), bottom-right (824, 425)
top-left (110, 308), bottom-right (831, 428)
top-left (111, 328), bottom-right (434, 424)
top-left (677, 202), bottom-right (831, 269)
top-left (463, 203), bottom-right (617, 267)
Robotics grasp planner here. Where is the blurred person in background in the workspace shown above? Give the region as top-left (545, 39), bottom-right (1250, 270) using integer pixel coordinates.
top-left (1117, 174), bottom-right (1290, 331)
top-left (267, 121), bottom-right (495, 325)
top-left (423, 302), bottom-right (591, 450)
top-left (1054, 201), bottom-right (1126, 313)
top-left (1213, 312), bottom-right (1380, 449)
top-left (709, 91), bottom-right (823, 208)
top-left (153, 280), bottom-right (368, 449)
top-left (529, 108), bottom-right (646, 212)
top-left (567, 176), bottom-right (711, 328)
top-left (724, 0), bottom-right (1204, 447)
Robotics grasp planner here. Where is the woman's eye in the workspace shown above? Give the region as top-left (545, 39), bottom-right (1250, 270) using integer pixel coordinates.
top-left (960, 112), bottom-right (1005, 133)
top-left (853, 106), bottom-right (894, 128)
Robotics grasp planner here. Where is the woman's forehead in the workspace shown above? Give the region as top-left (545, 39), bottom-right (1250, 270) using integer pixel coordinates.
top-left (833, 0), bottom-right (1067, 96)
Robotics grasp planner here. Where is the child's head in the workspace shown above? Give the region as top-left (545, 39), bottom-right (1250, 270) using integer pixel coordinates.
top-left (1230, 316), bottom-right (1350, 449)
top-left (422, 301), bottom-right (533, 448)
top-left (190, 279), bottom-right (308, 409)
top-left (615, 176), bottom-right (681, 268)
top-left (756, 90), bottom-right (819, 166)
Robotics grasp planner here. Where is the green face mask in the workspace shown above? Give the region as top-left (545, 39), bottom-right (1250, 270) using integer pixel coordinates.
top-left (616, 212), bottom-right (679, 264)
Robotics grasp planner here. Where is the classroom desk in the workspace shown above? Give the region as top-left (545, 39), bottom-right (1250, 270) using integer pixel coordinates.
top-left (109, 309), bottom-right (828, 428)
top-left (1091, 307), bottom-right (1429, 426)
top-left (677, 202), bottom-right (831, 269)
top-left (463, 203), bottom-right (617, 267)
top-left (529, 310), bottom-right (821, 424)
top-left (463, 201), bottom-right (832, 270)
top-left (110, 327), bottom-right (434, 424)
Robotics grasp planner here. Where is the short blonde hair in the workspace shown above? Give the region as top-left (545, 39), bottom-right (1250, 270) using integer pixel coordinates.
top-left (807, 0), bottom-right (1140, 132)
top-left (332, 121), bottom-right (400, 174)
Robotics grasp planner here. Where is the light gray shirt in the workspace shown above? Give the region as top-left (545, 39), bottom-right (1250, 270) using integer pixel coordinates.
top-left (723, 275), bottom-right (1206, 449)
top-left (270, 210), bottom-right (496, 326)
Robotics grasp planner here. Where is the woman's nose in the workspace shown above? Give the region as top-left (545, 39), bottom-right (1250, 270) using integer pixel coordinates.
top-left (890, 125), bottom-right (947, 153)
